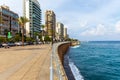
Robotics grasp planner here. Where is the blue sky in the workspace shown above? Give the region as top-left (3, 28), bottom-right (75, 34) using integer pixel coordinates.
top-left (1, 0), bottom-right (120, 41)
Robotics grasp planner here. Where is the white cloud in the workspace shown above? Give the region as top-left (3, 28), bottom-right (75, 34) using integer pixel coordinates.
top-left (80, 24), bottom-right (106, 36)
top-left (57, 0), bottom-right (120, 24)
top-left (1, 0), bottom-right (120, 40)
top-left (85, 0), bottom-right (120, 23)
top-left (115, 21), bottom-right (120, 33)
top-left (54, 0), bottom-right (120, 39)
top-left (80, 20), bottom-right (120, 37)
top-left (79, 21), bottom-right (88, 28)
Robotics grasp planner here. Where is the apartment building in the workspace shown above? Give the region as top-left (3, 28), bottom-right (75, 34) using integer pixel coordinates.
top-left (64, 27), bottom-right (68, 39)
top-left (45, 10), bottom-right (56, 39)
top-left (23, 0), bottom-right (41, 37)
top-left (56, 22), bottom-right (64, 41)
top-left (0, 5), bottom-right (19, 36)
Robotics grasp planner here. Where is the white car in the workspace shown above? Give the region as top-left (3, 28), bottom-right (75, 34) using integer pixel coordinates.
top-left (38, 42), bottom-right (42, 44)
top-left (15, 42), bottom-right (22, 46)
top-left (2, 43), bottom-right (10, 48)
top-left (2, 43), bottom-right (8, 47)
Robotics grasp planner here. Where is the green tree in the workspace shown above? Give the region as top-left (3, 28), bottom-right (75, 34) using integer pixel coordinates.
top-left (18, 16), bottom-right (29, 46)
top-left (44, 35), bottom-right (51, 42)
top-left (14, 33), bottom-right (21, 42)
top-left (41, 25), bottom-right (45, 30)
top-left (34, 32), bottom-right (39, 36)
top-left (4, 29), bottom-right (9, 38)
top-left (0, 37), bottom-right (7, 43)
top-left (0, 37), bottom-right (4, 43)
top-left (26, 37), bottom-right (34, 42)
top-left (41, 24), bottom-right (45, 41)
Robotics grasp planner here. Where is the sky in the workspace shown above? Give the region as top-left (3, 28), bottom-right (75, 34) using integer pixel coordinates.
top-left (1, 0), bottom-right (120, 41)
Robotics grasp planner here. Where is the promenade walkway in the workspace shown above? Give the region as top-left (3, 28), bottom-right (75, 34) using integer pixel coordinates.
top-left (0, 44), bottom-right (51, 80)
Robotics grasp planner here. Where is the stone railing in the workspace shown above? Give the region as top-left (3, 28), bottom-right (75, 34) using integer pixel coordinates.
top-left (50, 42), bottom-right (70, 80)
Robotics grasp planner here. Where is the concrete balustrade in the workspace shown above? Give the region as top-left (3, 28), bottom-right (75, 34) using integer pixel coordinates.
top-left (50, 42), bottom-right (71, 80)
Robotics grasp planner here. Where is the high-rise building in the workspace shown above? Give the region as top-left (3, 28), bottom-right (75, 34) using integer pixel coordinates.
top-left (0, 5), bottom-right (19, 36)
top-left (56, 22), bottom-right (64, 41)
top-left (64, 27), bottom-right (67, 39)
top-left (45, 10), bottom-right (56, 39)
top-left (23, 0), bottom-right (41, 37)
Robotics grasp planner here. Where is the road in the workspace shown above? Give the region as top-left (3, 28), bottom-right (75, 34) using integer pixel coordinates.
top-left (0, 44), bottom-right (51, 80)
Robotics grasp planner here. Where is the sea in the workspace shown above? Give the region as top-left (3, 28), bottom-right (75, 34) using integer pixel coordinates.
top-left (64, 41), bottom-right (120, 80)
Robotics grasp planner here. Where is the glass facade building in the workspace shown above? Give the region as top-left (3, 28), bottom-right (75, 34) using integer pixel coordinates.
top-left (24, 0), bottom-right (41, 37)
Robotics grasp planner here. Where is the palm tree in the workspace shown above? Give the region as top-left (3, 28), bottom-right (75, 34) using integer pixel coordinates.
top-left (41, 25), bottom-right (45, 30)
top-left (4, 29), bottom-right (9, 38)
top-left (18, 16), bottom-right (29, 46)
top-left (41, 25), bottom-right (45, 41)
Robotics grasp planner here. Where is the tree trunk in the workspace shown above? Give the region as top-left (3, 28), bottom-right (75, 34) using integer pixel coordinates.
top-left (22, 26), bottom-right (24, 46)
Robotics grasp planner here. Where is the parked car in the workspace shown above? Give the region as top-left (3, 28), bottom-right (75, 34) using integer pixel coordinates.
top-left (15, 42), bottom-right (22, 46)
top-left (7, 42), bottom-right (15, 47)
top-left (38, 42), bottom-right (42, 44)
top-left (15, 42), bottom-right (29, 46)
top-left (24, 42), bottom-right (28, 46)
top-left (0, 43), bottom-right (3, 48)
top-left (27, 42), bottom-right (33, 45)
top-left (2, 43), bottom-right (10, 48)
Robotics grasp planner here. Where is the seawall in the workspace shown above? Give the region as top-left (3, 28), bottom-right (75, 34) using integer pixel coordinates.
top-left (51, 42), bottom-right (78, 80)
top-left (51, 42), bottom-right (70, 80)
top-left (58, 42), bottom-right (71, 64)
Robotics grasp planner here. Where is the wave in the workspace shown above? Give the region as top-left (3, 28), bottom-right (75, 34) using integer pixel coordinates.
top-left (71, 45), bottom-right (80, 48)
top-left (68, 58), bottom-right (84, 80)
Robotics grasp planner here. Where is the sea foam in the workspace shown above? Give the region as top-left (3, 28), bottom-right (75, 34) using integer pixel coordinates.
top-left (69, 59), bottom-right (84, 80)
top-left (71, 45), bottom-right (80, 48)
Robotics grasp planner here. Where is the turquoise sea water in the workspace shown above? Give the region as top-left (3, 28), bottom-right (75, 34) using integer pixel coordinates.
top-left (67, 41), bottom-right (120, 80)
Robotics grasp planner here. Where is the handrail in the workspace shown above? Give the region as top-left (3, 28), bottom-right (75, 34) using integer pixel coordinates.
top-left (50, 50), bottom-right (53, 80)
top-left (50, 42), bottom-right (69, 80)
